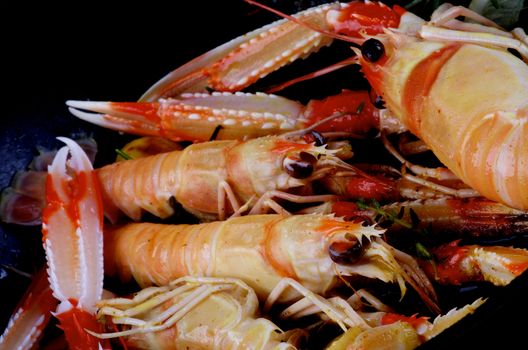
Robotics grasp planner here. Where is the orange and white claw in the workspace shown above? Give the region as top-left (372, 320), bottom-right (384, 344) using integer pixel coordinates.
top-left (42, 137), bottom-right (108, 350)
top-left (67, 92), bottom-right (305, 142)
top-left (140, 1), bottom-right (412, 101)
top-left (68, 89), bottom-right (383, 142)
top-left (140, 2), bottom-right (341, 100)
top-left (422, 240), bottom-right (528, 286)
top-left (0, 268), bottom-right (56, 350)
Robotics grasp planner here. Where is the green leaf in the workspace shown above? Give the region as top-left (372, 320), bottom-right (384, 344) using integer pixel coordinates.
top-left (416, 242), bottom-right (433, 260)
top-left (115, 148), bottom-right (133, 160)
top-left (356, 199), bottom-right (368, 210)
top-left (355, 200), bottom-right (413, 229)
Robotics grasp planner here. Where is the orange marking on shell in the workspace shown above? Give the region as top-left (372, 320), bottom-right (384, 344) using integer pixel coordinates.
top-left (42, 175), bottom-right (76, 241)
top-left (108, 102), bottom-right (181, 139)
top-left (270, 139), bottom-right (312, 154)
top-left (110, 102), bottom-right (161, 122)
top-left (402, 45), bottom-right (460, 136)
top-left (360, 54), bottom-right (389, 97)
top-left (428, 240), bottom-right (474, 285)
top-left (330, 2), bottom-right (401, 37)
top-left (505, 260), bottom-right (528, 276)
top-left (42, 171), bottom-right (103, 240)
top-left (261, 219), bottom-right (298, 279)
top-left (381, 313), bottom-right (430, 330)
top-left (315, 218), bottom-right (365, 236)
top-left (303, 90), bottom-right (379, 134)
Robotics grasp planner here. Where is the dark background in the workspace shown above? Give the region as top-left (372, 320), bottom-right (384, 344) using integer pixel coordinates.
top-left (1, 1), bottom-right (528, 348)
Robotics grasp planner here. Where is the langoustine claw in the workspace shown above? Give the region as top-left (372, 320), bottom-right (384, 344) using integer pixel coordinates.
top-left (420, 240), bottom-right (528, 286)
top-left (67, 90), bottom-right (379, 142)
top-left (0, 268), bottom-right (56, 350)
top-left (41, 137), bottom-right (108, 350)
top-left (0, 137), bottom-right (108, 350)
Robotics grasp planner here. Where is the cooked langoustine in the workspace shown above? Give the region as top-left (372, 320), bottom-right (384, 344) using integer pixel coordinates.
top-left (97, 136), bottom-right (350, 222)
top-left (104, 213), bottom-right (439, 311)
top-left (4, 2), bottom-right (528, 348)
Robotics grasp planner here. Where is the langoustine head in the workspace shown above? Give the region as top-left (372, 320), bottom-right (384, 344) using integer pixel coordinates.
top-left (226, 136), bottom-right (353, 199)
top-left (265, 214), bottom-right (438, 312)
top-left (354, 8), bottom-right (528, 210)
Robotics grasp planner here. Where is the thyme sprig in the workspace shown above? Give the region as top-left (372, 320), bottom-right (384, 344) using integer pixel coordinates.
top-left (356, 199), bottom-right (412, 229)
top-left (356, 199), bottom-right (439, 276)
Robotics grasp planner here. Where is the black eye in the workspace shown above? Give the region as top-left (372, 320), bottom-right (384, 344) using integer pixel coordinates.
top-left (361, 38), bottom-right (385, 63)
top-left (284, 153), bottom-right (315, 179)
top-left (329, 237), bottom-right (364, 265)
top-left (299, 151), bottom-right (317, 164)
top-left (310, 130), bottom-right (326, 146)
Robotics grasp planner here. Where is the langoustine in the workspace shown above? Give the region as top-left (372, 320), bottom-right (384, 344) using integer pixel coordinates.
top-left (103, 213), bottom-right (439, 312)
top-left (97, 136), bottom-right (350, 222)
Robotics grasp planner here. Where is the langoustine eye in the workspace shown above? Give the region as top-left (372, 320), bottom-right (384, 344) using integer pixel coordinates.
top-left (283, 151), bottom-right (318, 179)
top-left (361, 38), bottom-right (385, 63)
top-left (329, 235), bottom-right (369, 265)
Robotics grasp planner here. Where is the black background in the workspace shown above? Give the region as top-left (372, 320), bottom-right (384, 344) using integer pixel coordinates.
top-left (1, 1), bottom-right (528, 348)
